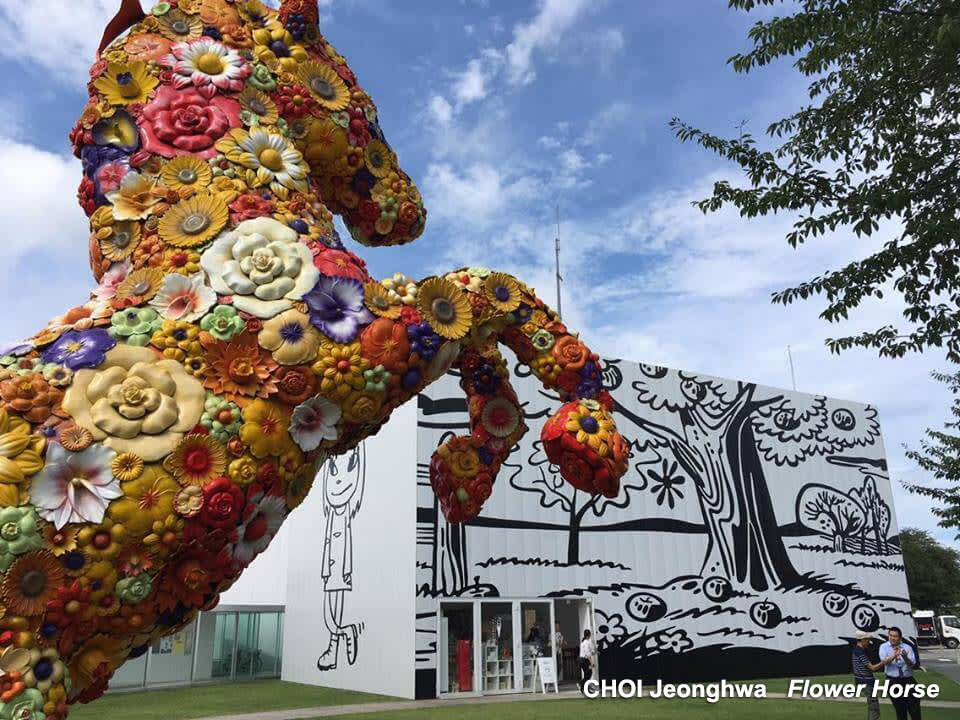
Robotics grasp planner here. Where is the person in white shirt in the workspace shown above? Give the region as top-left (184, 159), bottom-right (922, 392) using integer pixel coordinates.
top-left (578, 629), bottom-right (595, 693)
top-left (878, 626), bottom-right (921, 720)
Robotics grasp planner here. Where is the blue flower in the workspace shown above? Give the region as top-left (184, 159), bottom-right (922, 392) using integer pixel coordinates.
top-left (304, 275), bottom-right (374, 344)
top-left (42, 329), bottom-right (116, 370)
top-left (406, 322), bottom-right (440, 361)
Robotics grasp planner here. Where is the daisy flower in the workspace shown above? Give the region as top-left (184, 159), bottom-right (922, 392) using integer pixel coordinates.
top-left (164, 38), bottom-right (251, 96)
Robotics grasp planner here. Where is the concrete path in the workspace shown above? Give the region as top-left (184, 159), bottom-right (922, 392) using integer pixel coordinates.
top-left (197, 685), bottom-right (960, 720)
top-left (923, 645), bottom-right (960, 685)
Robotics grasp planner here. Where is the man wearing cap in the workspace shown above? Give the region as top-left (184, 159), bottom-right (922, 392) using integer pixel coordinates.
top-left (878, 626), bottom-right (921, 720)
top-left (853, 629), bottom-right (894, 720)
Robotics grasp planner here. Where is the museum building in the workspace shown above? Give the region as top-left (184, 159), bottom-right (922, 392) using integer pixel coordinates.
top-left (110, 357), bottom-right (913, 699)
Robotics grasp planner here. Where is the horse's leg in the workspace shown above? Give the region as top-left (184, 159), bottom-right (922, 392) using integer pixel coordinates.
top-left (428, 339), bottom-right (528, 523)
top-left (487, 273), bottom-right (629, 500)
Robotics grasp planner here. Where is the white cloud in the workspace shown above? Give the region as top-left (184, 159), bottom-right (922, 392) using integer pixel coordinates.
top-left (0, 1), bottom-right (114, 83)
top-left (428, 94), bottom-right (454, 126)
top-left (0, 137), bottom-right (83, 266)
top-left (505, 0), bottom-right (591, 85)
top-left (422, 162), bottom-right (541, 230)
top-left (538, 135), bottom-right (562, 150)
top-left (452, 49), bottom-right (503, 106)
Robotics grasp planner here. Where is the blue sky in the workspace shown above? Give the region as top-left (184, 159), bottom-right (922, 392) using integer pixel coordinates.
top-left (0, 0), bottom-right (955, 550)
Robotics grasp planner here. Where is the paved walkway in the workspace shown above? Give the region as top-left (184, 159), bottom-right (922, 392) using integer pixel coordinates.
top-left (198, 686), bottom-right (960, 720)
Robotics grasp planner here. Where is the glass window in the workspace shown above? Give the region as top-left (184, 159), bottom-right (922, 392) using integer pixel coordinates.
top-left (194, 612), bottom-right (236, 682)
top-left (943, 616), bottom-right (960, 629)
top-left (520, 602), bottom-right (552, 690)
top-left (148, 619), bottom-right (196, 685)
top-left (440, 603), bottom-right (474, 694)
top-left (276, 612), bottom-right (284, 676)
top-left (256, 612), bottom-right (280, 677)
top-left (480, 603), bottom-right (514, 693)
top-left (235, 612), bottom-right (261, 678)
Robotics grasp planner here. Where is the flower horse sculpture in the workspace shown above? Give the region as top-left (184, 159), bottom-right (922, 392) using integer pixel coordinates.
top-left (0, 0), bottom-right (628, 715)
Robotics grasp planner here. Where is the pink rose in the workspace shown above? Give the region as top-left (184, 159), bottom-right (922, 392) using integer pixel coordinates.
top-left (140, 85), bottom-right (240, 159)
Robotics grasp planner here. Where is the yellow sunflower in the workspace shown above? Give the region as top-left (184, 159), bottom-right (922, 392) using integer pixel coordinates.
top-left (93, 62), bottom-right (159, 106)
top-left (363, 140), bottom-right (395, 178)
top-left (157, 191), bottom-right (228, 247)
top-left (91, 206), bottom-right (141, 261)
top-left (111, 452), bottom-right (144, 482)
top-left (417, 278), bottom-right (473, 340)
top-left (157, 9), bottom-right (203, 41)
top-left (160, 156), bottom-right (212, 195)
top-left (114, 267), bottom-right (166, 303)
top-left (364, 282), bottom-right (401, 319)
top-left (297, 61), bottom-right (350, 111)
top-left (483, 272), bottom-right (522, 313)
top-left (237, 87), bottom-right (279, 126)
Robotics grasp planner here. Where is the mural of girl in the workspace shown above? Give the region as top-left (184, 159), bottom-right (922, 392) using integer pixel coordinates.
top-left (317, 442), bottom-right (366, 671)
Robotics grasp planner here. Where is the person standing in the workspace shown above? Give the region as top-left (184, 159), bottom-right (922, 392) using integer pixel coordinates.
top-left (579, 629), bottom-right (595, 693)
top-left (554, 623), bottom-right (565, 681)
top-left (879, 627), bottom-right (921, 720)
top-left (853, 629), bottom-right (896, 720)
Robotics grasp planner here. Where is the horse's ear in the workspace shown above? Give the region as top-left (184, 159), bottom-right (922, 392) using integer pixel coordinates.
top-left (97, 0), bottom-right (146, 57)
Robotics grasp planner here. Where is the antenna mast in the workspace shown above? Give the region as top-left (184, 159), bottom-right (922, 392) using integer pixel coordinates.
top-left (555, 205), bottom-right (562, 319)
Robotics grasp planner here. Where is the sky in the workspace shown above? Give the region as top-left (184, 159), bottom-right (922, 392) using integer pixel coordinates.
top-left (0, 0), bottom-right (956, 551)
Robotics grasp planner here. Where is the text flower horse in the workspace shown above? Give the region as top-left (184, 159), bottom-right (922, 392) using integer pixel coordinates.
top-left (0, 0), bottom-right (628, 716)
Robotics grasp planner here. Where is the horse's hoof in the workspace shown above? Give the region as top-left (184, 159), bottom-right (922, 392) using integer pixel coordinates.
top-left (541, 397), bottom-right (629, 498)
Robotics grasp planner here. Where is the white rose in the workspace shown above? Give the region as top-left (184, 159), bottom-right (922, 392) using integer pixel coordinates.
top-left (201, 217), bottom-right (319, 318)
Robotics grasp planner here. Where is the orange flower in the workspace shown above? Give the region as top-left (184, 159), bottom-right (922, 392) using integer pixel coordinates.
top-left (203, 333), bottom-right (278, 402)
top-left (359, 318), bottom-right (410, 372)
top-left (552, 335), bottom-right (589, 371)
top-left (2, 551), bottom-right (65, 616)
top-left (0, 374), bottom-right (67, 425)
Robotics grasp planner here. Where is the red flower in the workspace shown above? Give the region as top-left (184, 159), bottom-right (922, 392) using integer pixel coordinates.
top-left (346, 106), bottom-right (371, 146)
top-left (273, 84), bottom-right (318, 118)
top-left (140, 85), bottom-right (241, 158)
top-left (357, 198), bottom-right (380, 222)
top-left (77, 177), bottom-right (97, 216)
top-left (399, 306), bottom-right (422, 325)
top-left (229, 193), bottom-right (276, 223)
top-left (200, 476), bottom-right (245, 530)
top-left (312, 247), bottom-right (370, 282)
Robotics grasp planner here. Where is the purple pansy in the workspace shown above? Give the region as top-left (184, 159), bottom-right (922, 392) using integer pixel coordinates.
top-left (304, 275), bottom-right (374, 344)
top-left (0, 341), bottom-right (31, 358)
top-left (407, 322), bottom-right (441, 362)
top-left (42, 329), bottom-right (116, 370)
top-left (578, 360), bottom-right (602, 399)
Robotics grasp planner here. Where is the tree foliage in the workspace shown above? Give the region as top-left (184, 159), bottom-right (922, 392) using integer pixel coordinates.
top-left (671, 0), bottom-right (960, 361)
top-left (899, 527), bottom-right (960, 611)
top-left (904, 370), bottom-right (960, 537)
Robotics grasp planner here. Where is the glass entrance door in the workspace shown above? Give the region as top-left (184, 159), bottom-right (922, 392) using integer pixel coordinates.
top-left (480, 602), bottom-right (514, 693)
top-left (439, 603), bottom-right (475, 695)
top-left (519, 602), bottom-right (552, 690)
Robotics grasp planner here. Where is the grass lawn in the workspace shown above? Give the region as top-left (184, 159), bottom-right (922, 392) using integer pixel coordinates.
top-left (323, 697), bottom-right (960, 720)
top-left (68, 680), bottom-right (401, 720)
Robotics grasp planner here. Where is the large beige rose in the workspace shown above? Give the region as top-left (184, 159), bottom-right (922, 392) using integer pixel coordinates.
top-left (63, 345), bottom-right (205, 461)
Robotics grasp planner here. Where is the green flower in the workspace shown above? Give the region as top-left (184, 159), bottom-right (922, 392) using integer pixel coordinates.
top-left (530, 329), bottom-right (555, 352)
top-left (14, 359), bottom-right (42, 376)
top-left (40, 363), bottom-right (73, 387)
top-left (248, 63), bottom-right (277, 92)
top-left (200, 305), bottom-right (246, 342)
top-left (0, 507), bottom-right (43, 572)
top-left (109, 307), bottom-right (163, 347)
top-left (0, 687), bottom-right (44, 720)
top-left (363, 364), bottom-right (390, 393)
top-left (115, 573), bottom-right (153, 604)
top-left (201, 393), bottom-right (242, 443)
top-left (0, 356), bottom-right (16, 367)
top-left (467, 266), bottom-right (492, 278)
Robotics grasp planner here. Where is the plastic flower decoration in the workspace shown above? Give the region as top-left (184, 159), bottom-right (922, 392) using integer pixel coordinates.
top-left (62, 345), bottom-right (205, 462)
top-left (149, 273), bottom-right (216, 321)
top-left (289, 395), bottom-right (340, 450)
top-left (200, 217), bottom-right (319, 318)
top-left (304, 275), bottom-right (374, 343)
top-left (30, 442), bottom-right (121, 529)
top-left (214, 127), bottom-right (309, 197)
top-left (163, 38), bottom-right (252, 95)
top-left (141, 86), bottom-right (242, 159)
top-left (42, 330), bottom-right (116, 371)
top-left (92, 62), bottom-right (158, 106)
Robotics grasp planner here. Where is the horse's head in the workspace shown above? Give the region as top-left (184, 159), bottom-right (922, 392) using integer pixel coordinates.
top-left (76, 0), bottom-right (425, 282)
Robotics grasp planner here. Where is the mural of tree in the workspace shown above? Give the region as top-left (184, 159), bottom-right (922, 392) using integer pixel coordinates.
top-left (619, 364), bottom-right (881, 591)
top-left (509, 439), bottom-right (651, 565)
top-left (798, 485), bottom-right (867, 552)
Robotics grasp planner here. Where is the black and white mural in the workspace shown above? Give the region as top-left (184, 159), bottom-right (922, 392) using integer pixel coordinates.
top-left (414, 358), bottom-right (912, 690)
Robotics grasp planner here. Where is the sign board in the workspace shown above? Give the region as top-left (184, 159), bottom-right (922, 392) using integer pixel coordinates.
top-left (536, 657), bottom-right (558, 694)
